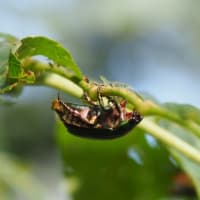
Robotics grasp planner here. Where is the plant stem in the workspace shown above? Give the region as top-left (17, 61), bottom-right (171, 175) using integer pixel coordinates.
top-left (139, 118), bottom-right (200, 164)
top-left (24, 60), bottom-right (200, 138)
top-left (36, 73), bottom-right (83, 98)
top-left (22, 60), bottom-right (200, 163)
top-left (79, 81), bottom-right (200, 138)
top-left (23, 59), bottom-right (79, 82)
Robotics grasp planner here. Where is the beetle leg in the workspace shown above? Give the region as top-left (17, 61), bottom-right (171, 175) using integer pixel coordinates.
top-left (82, 92), bottom-right (98, 106)
top-left (79, 107), bottom-right (99, 125)
top-left (97, 87), bottom-right (113, 111)
top-left (97, 87), bottom-right (105, 109)
top-left (119, 99), bottom-right (127, 120)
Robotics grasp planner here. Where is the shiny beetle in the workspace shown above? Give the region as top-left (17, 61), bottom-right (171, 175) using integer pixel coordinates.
top-left (51, 92), bottom-right (143, 139)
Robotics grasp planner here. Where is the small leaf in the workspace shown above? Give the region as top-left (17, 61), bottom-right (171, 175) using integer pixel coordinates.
top-left (0, 82), bottom-right (18, 94)
top-left (0, 33), bottom-right (19, 94)
top-left (0, 33), bottom-right (19, 85)
top-left (20, 71), bottom-right (35, 83)
top-left (0, 33), bottom-right (18, 43)
top-left (8, 52), bottom-right (35, 83)
top-left (100, 76), bottom-right (110, 84)
top-left (16, 36), bottom-right (83, 80)
top-left (8, 52), bottom-right (23, 79)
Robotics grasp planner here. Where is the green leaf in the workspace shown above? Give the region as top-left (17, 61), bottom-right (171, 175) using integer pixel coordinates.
top-left (55, 117), bottom-right (175, 200)
top-left (160, 104), bottom-right (200, 197)
top-left (8, 52), bottom-right (35, 83)
top-left (0, 33), bottom-right (18, 43)
top-left (16, 36), bottom-right (83, 80)
top-left (0, 82), bottom-right (19, 94)
top-left (1, 34), bottom-right (83, 94)
top-left (0, 33), bottom-right (19, 94)
top-left (0, 33), bottom-right (18, 85)
top-left (164, 103), bottom-right (200, 126)
top-left (8, 52), bottom-right (23, 79)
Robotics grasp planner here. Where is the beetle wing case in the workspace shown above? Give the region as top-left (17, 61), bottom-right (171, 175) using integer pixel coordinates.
top-left (65, 117), bottom-right (142, 139)
top-left (52, 96), bottom-right (143, 139)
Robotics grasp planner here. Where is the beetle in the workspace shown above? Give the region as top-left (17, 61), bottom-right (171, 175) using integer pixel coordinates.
top-left (51, 92), bottom-right (143, 139)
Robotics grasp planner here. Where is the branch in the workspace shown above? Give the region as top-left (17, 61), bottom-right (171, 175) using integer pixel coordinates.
top-left (36, 73), bottom-right (83, 98)
top-left (139, 119), bottom-right (200, 164)
top-left (20, 60), bottom-right (200, 164)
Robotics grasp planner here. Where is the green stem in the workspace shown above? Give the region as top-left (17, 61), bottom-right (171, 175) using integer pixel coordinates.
top-left (139, 118), bottom-right (200, 164)
top-left (23, 59), bottom-right (79, 81)
top-left (24, 60), bottom-right (200, 138)
top-left (37, 73), bottom-right (83, 98)
top-left (22, 60), bottom-right (200, 163)
top-left (78, 82), bottom-right (200, 137)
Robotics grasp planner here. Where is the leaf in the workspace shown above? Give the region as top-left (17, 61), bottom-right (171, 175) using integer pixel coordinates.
top-left (100, 76), bottom-right (110, 84)
top-left (0, 82), bottom-right (18, 94)
top-left (8, 52), bottom-right (35, 83)
top-left (16, 36), bottom-right (83, 80)
top-left (8, 52), bottom-right (23, 79)
top-left (55, 117), bottom-right (175, 200)
top-left (0, 33), bottom-right (18, 85)
top-left (160, 104), bottom-right (200, 197)
top-left (0, 51), bottom-right (35, 95)
top-left (1, 34), bottom-right (83, 95)
top-left (0, 33), bottom-right (19, 94)
top-left (0, 33), bottom-right (18, 43)
top-left (164, 102), bottom-right (200, 126)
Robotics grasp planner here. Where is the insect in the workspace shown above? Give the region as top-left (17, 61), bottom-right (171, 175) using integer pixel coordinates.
top-left (51, 91), bottom-right (143, 139)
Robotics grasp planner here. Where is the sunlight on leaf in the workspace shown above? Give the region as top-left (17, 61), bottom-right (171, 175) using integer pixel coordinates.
top-left (16, 36), bottom-right (83, 80)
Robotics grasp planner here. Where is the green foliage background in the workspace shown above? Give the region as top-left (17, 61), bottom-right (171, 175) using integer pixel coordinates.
top-left (0, 34), bottom-right (200, 200)
top-left (1, 1), bottom-right (200, 199)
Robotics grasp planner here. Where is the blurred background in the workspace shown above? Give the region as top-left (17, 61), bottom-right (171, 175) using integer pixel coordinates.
top-left (0, 0), bottom-right (200, 199)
